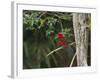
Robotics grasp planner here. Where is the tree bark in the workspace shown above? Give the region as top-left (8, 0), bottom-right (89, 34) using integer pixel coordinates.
top-left (73, 13), bottom-right (89, 66)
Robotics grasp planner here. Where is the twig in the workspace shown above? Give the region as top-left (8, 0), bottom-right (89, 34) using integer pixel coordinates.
top-left (68, 42), bottom-right (75, 46)
top-left (47, 46), bottom-right (63, 57)
top-left (47, 42), bottom-right (75, 57)
top-left (69, 52), bottom-right (77, 67)
top-left (38, 11), bottom-right (47, 18)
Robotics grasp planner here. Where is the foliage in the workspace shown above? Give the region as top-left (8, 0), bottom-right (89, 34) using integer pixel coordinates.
top-left (23, 10), bottom-right (76, 69)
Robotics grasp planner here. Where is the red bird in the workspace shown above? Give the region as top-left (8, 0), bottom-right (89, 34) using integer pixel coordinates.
top-left (56, 32), bottom-right (68, 48)
top-left (57, 32), bottom-right (64, 39)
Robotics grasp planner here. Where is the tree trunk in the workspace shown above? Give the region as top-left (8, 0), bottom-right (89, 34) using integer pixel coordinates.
top-left (73, 13), bottom-right (89, 66)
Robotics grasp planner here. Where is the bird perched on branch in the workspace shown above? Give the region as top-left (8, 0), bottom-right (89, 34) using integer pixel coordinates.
top-left (56, 32), bottom-right (68, 48)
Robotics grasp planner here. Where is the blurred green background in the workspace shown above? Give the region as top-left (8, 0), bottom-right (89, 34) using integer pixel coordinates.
top-left (23, 10), bottom-right (80, 69)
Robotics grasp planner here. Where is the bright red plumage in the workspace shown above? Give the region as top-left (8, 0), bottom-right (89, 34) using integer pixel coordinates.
top-left (56, 32), bottom-right (68, 48)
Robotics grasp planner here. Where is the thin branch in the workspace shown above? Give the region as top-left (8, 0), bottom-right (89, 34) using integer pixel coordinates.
top-left (47, 42), bottom-right (75, 57)
top-left (47, 46), bottom-right (63, 57)
top-left (69, 52), bottom-right (77, 67)
top-left (38, 11), bottom-right (47, 18)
